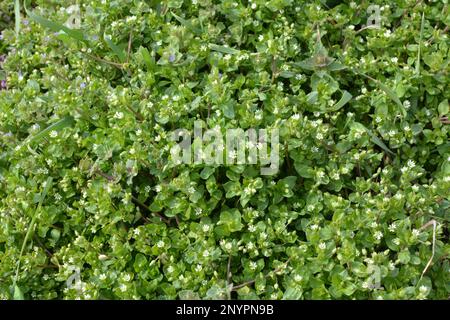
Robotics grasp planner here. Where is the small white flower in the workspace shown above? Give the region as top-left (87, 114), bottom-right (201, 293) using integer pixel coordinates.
top-left (403, 100), bottom-right (411, 109)
top-left (393, 238), bottom-right (400, 245)
top-left (114, 111), bottom-right (124, 119)
top-left (98, 254), bottom-right (108, 261)
top-left (374, 231), bottom-right (383, 240)
top-left (390, 57), bottom-right (398, 63)
top-left (249, 261), bottom-right (257, 270)
top-left (412, 229), bottom-right (420, 237)
top-left (155, 185), bottom-right (161, 193)
top-left (407, 160), bottom-right (415, 168)
top-left (419, 285), bottom-right (428, 293)
top-left (318, 242), bottom-right (326, 250)
top-left (49, 130), bottom-right (58, 138)
top-left (388, 222), bottom-right (397, 232)
top-left (123, 274), bottom-right (131, 282)
top-left (202, 224), bottom-right (210, 232)
top-left (294, 274), bottom-right (303, 282)
top-left (157, 240), bottom-right (164, 248)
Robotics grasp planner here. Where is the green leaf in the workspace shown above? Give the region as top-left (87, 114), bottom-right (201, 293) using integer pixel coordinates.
top-left (306, 91), bottom-right (319, 104)
top-left (355, 71), bottom-right (406, 117)
top-left (200, 166), bottom-right (215, 179)
top-left (438, 99), bottom-right (448, 116)
top-left (294, 163), bottom-right (314, 178)
top-left (326, 60), bottom-right (347, 71)
top-left (15, 0), bottom-right (21, 36)
top-left (329, 90), bottom-right (352, 111)
top-left (416, 12), bottom-right (425, 75)
top-left (398, 250), bottom-right (411, 264)
top-left (24, 1), bottom-right (86, 42)
top-left (17, 115), bottom-right (75, 151)
top-left (13, 177), bottom-right (53, 295)
top-left (209, 44), bottom-right (240, 55)
top-left (218, 209), bottom-right (243, 233)
top-left (282, 287), bottom-right (303, 299)
top-left (138, 46), bottom-right (154, 70)
top-left (279, 71), bottom-right (296, 78)
top-left (171, 12), bottom-right (201, 33)
top-left (104, 34), bottom-right (127, 63)
top-left (223, 181), bottom-right (241, 198)
top-left (13, 285), bottom-right (24, 300)
top-left (133, 253), bottom-right (148, 273)
top-left (367, 131), bottom-right (395, 156)
top-left (222, 100), bottom-right (235, 119)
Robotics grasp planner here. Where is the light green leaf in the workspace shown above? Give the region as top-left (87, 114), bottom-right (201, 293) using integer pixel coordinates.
top-left (15, 0), bottom-right (21, 35)
top-left (438, 99), bottom-right (448, 116)
top-left (13, 285), bottom-right (24, 300)
top-left (209, 44), bottom-right (240, 55)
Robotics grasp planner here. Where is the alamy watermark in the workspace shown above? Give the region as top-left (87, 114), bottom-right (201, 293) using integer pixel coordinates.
top-left (170, 121), bottom-right (279, 175)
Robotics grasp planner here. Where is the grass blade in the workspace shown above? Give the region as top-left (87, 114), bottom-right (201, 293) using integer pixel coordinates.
top-left (171, 12), bottom-right (202, 33)
top-left (209, 44), bottom-right (240, 55)
top-left (367, 130), bottom-right (395, 156)
top-left (17, 115), bottom-right (75, 151)
top-left (13, 177), bottom-right (53, 300)
top-left (24, 1), bottom-right (86, 42)
top-left (416, 12), bottom-right (425, 75)
top-left (15, 0), bottom-right (21, 35)
top-left (104, 35), bottom-right (127, 63)
top-left (355, 70), bottom-right (406, 117)
top-left (138, 46), bottom-right (154, 70)
top-left (329, 90), bottom-right (352, 111)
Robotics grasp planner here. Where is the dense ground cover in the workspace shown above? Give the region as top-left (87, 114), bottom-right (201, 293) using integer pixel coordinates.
top-left (0, 0), bottom-right (448, 300)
